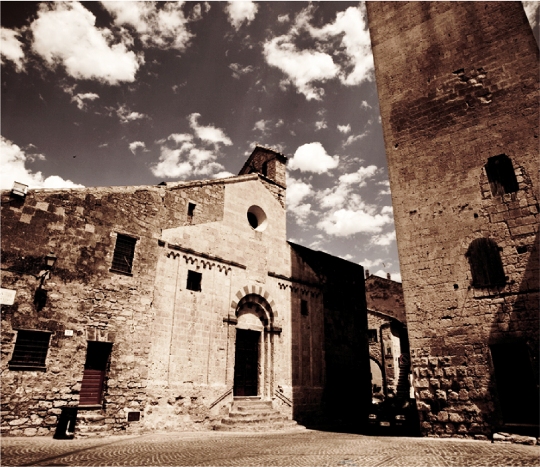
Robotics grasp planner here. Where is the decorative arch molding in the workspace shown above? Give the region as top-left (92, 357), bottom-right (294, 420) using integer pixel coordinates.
top-left (231, 286), bottom-right (278, 319)
top-left (165, 251), bottom-right (231, 275)
top-left (277, 281), bottom-right (321, 297)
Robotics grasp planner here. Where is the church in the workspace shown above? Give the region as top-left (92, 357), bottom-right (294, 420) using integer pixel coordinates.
top-left (0, 146), bottom-right (370, 437)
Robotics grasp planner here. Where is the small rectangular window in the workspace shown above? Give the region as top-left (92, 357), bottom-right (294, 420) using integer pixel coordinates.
top-left (367, 329), bottom-right (378, 343)
top-left (187, 203), bottom-right (196, 223)
top-left (9, 330), bottom-right (51, 371)
top-left (111, 234), bottom-right (137, 274)
top-left (485, 154), bottom-right (518, 196)
top-left (300, 299), bottom-right (309, 316)
top-left (186, 270), bottom-right (202, 291)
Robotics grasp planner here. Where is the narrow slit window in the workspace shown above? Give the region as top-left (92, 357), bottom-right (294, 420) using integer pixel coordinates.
top-left (301, 299), bottom-right (309, 316)
top-left (186, 270), bottom-right (202, 292)
top-left (187, 203), bottom-right (196, 223)
top-left (485, 154), bottom-right (518, 196)
top-left (9, 330), bottom-right (51, 371)
top-left (466, 238), bottom-right (506, 288)
top-left (111, 234), bottom-right (137, 274)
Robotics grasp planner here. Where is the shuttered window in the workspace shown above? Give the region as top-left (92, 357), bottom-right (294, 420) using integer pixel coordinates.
top-left (110, 234), bottom-right (137, 274)
top-left (79, 341), bottom-right (112, 407)
top-left (466, 238), bottom-right (506, 288)
top-left (9, 330), bottom-right (51, 371)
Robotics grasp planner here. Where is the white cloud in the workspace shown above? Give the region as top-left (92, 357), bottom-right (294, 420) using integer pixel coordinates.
top-left (31, 2), bottom-right (141, 84)
top-left (317, 208), bottom-right (393, 237)
top-left (102, 1), bottom-right (204, 51)
top-left (289, 142), bottom-right (339, 174)
top-left (225, 1), bottom-right (258, 30)
top-left (360, 258), bottom-right (383, 270)
top-left (287, 176), bottom-right (313, 208)
top-left (318, 165), bottom-right (378, 209)
top-left (0, 136), bottom-right (83, 190)
top-left (229, 62), bottom-right (254, 79)
top-left (315, 120), bottom-right (327, 131)
top-left (188, 113), bottom-right (232, 147)
top-left (112, 104), bottom-right (148, 123)
top-left (129, 141), bottom-right (146, 154)
top-left (523, 1), bottom-right (539, 30)
top-left (253, 119), bottom-right (269, 133)
top-left (1, 28), bottom-right (25, 72)
top-left (262, 4), bottom-right (373, 100)
top-left (371, 230), bottom-right (396, 246)
top-left (337, 124), bottom-right (351, 134)
top-left (277, 14), bottom-right (290, 23)
top-left (71, 92), bottom-right (99, 110)
top-left (151, 113), bottom-right (232, 179)
top-left (343, 132), bottom-right (368, 147)
top-left (263, 36), bottom-right (338, 100)
top-left (360, 100), bottom-right (371, 110)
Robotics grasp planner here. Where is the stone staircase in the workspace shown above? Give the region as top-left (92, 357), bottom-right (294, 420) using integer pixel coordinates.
top-left (75, 411), bottom-right (109, 437)
top-left (214, 397), bottom-right (305, 432)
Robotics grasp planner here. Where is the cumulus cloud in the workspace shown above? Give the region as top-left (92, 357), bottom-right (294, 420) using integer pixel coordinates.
top-left (360, 100), bottom-right (371, 110)
top-left (263, 36), bottom-right (338, 100)
top-left (263, 4), bottom-right (373, 100)
top-left (102, 1), bottom-right (207, 51)
top-left (318, 165), bottom-right (378, 210)
top-left (371, 230), bottom-right (396, 246)
top-left (188, 113), bottom-right (232, 147)
top-left (337, 124), bottom-right (351, 134)
top-left (30, 2), bottom-right (141, 84)
top-left (289, 142), bottom-right (339, 174)
top-left (129, 141), bottom-right (146, 155)
top-left (343, 132), bottom-right (368, 147)
top-left (229, 62), bottom-right (254, 79)
top-left (286, 175), bottom-right (314, 224)
top-left (360, 258), bottom-right (384, 270)
top-left (1, 28), bottom-right (25, 72)
top-left (151, 114), bottom-right (232, 179)
top-left (111, 104), bottom-right (148, 123)
top-left (1, 136), bottom-right (83, 189)
top-left (317, 208), bottom-right (393, 237)
top-left (315, 120), bottom-right (327, 131)
top-left (71, 92), bottom-right (99, 110)
top-left (374, 269), bottom-right (401, 282)
top-left (225, 1), bottom-right (258, 30)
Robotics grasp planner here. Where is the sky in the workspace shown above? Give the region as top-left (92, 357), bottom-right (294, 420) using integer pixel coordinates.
top-left (2, 2), bottom-right (539, 283)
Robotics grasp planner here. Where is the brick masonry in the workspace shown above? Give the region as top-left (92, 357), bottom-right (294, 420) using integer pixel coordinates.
top-left (367, 2), bottom-right (539, 437)
top-left (0, 147), bottom-right (370, 436)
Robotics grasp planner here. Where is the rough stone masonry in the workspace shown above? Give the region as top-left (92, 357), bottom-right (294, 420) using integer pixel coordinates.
top-left (367, 2), bottom-right (539, 437)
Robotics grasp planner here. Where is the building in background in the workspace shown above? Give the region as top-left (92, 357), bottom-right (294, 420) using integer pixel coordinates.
top-left (365, 273), bottom-right (410, 401)
top-left (367, 2), bottom-right (539, 437)
top-left (0, 146), bottom-right (370, 437)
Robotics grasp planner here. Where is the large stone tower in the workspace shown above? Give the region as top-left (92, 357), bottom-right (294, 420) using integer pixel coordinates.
top-left (367, 2), bottom-right (539, 437)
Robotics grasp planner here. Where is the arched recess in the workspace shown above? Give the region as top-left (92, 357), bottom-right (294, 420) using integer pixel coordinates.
top-left (227, 288), bottom-right (281, 400)
top-left (370, 357), bottom-right (384, 399)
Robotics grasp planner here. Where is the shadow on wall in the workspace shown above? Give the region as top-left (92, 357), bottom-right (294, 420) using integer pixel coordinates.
top-left (488, 230), bottom-right (539, 435)
top-left (289, 243), bottom-right (371, 431)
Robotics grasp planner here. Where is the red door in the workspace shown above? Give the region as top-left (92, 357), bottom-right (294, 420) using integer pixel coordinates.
top-left (79, 342), bottom-right (112, 406)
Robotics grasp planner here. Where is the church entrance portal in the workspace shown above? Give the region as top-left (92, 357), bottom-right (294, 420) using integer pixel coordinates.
top-left (234, 329), bottom-right (259, 396)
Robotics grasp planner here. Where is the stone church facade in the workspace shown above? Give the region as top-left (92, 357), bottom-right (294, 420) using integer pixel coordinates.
top-left (367, 2), bottom-right (539, 437)
top-left (0, 146), bottom-right (370, 437)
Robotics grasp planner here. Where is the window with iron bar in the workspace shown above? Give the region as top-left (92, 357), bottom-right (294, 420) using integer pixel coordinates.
top-left (111, 234), bottom-right (137, 274)
top-left (9, 330), bottom-right (51, 371)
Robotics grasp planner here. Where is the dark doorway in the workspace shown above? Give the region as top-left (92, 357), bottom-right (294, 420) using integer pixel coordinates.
top-left (79, 341), bottom-right (112, 406)
top-left (490, 342), bottom-right (539, 425)
top-left (234, 329), bottom-right (259, 396)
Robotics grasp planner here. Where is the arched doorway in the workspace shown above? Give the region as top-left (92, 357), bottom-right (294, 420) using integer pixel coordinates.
top-left (233, 293), bottom-right (276, 399)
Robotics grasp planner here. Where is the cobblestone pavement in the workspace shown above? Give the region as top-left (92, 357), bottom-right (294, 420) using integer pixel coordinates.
top-left (2, 430), bottom-right (539, 467)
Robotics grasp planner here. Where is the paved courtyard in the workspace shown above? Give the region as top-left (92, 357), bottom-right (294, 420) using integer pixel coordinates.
top-left (2, 430), bottom-right (539, 467)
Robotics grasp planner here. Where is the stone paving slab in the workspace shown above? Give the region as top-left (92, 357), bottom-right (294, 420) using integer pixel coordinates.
top-left (2, 430), bottom-right (539, 467)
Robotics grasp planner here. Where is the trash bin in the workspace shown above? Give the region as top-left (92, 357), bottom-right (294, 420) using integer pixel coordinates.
top-left (53, 406), bottom-right (78, 439)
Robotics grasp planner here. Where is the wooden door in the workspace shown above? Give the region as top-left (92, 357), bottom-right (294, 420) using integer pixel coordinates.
top-left (233, 330), bottom-right (259, 396)
top-left (79, 342), bottom-right (112, 406)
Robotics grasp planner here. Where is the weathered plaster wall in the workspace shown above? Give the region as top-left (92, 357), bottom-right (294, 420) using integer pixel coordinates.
top-left (367, 2), bottom-right (539, 437)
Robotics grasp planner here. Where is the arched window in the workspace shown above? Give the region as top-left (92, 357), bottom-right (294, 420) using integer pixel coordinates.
top-left (485, 154), bottom-right (518, 196)
top-left (466, 238), bottom-right (506, 287)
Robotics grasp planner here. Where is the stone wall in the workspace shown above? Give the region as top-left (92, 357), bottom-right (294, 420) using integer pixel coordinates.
top-left (367, 2), bottom-right (539, 437)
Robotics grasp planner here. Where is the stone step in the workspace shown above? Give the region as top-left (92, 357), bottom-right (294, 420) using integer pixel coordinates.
top-left (76, 424), bottom-right (109, 432)
top-left (215, 420), bottom-right (304, 432)
top-left (222, 414), bottom-right (288, 425)
top-left (228, 411), bottom-right (284, 420)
